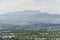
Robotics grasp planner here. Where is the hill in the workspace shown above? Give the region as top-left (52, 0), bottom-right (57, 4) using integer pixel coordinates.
top-left (0, 10), bottom-right (60, 25)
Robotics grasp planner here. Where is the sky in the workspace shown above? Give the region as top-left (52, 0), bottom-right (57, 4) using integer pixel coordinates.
top-left (0, 0), bottom-right (60, 14)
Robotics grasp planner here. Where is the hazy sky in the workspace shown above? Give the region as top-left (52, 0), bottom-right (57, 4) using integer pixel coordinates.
top-left (0, 0), bottom-right (60, 14)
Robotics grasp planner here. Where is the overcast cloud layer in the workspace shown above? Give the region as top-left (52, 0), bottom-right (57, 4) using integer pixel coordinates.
top-left (0, 0), bottom-right (60, 14)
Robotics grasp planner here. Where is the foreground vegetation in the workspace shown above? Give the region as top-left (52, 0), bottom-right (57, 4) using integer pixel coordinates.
top-left (0, 23), bottom-right (60, 40)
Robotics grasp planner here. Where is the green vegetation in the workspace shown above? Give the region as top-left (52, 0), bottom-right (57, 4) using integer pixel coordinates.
top-left (0, 23), bottom-right (60, 40)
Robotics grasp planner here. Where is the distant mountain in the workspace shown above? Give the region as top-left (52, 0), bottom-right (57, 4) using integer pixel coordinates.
top-left (0, 10), bottom-right (60, 25)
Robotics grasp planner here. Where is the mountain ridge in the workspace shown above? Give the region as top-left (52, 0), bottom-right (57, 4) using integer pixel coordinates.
top-left (0, 11), bottom-right (60, 25)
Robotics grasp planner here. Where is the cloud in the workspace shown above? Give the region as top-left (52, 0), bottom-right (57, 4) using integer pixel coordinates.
top-left (32, 0), bottom-right (60, 14)
top-left (0, 0), bottom-right (33, 14)
top-left (0, 0), bottom-right (60, 14)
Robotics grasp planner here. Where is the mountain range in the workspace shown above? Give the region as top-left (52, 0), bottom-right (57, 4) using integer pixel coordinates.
top-left (0, 10), bottom-right (60, 25)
